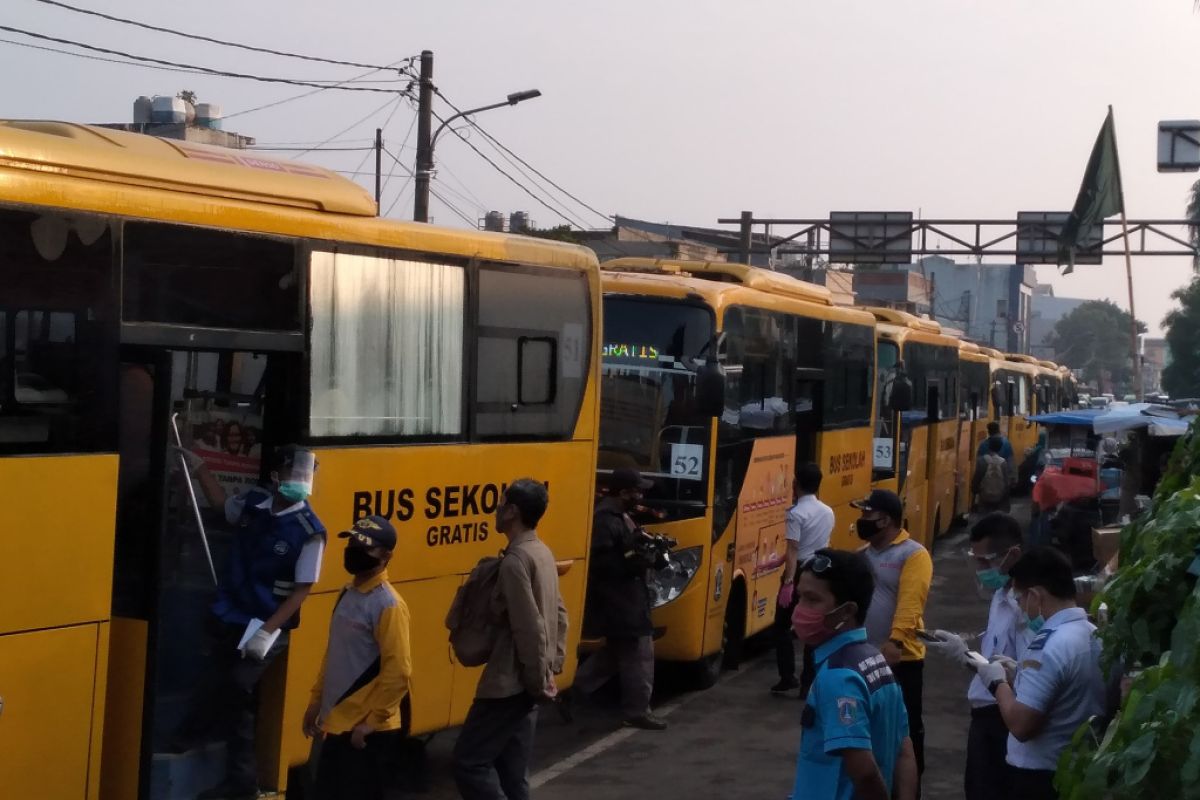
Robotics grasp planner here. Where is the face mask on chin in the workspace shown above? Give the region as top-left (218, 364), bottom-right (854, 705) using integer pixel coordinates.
top-left (278, 481), bottom-right (310, 503)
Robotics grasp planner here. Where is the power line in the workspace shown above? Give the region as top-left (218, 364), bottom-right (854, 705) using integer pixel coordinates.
top-left (435, 89), bottom-right (611, 226)
top-left (290, 95), bottom-right (404, 159)
top-left (0, 26), bottom-right (408, 93)
top-left (29, 0), bottom-right (416, 73)
top-left (245, 145), bottom-right (376, 152)
top-left (381, 112), bottom-right (419, 194)
top-left (432, 108), bottom-right (591, 230)
top-left (225, 60), bottom-right (410, 120)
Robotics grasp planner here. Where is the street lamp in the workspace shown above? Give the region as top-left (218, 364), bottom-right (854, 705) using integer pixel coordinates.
top-left (413, 88), bottom-right (542, 223)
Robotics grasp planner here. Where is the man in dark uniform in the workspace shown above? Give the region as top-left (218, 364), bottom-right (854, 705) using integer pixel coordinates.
top-left (573, 468), bottom-right (667, 730)
top-left (176, 444), bottom-right (327, 800)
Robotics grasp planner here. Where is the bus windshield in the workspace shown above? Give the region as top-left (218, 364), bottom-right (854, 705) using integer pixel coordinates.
top-left (599, 296), bottom-right (714, 519)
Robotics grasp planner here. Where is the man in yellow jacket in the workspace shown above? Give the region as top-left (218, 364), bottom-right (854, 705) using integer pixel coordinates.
top-left (304, 515), bottom-right (413, 800)
top-left (852, 489), bottom-right (934, 789)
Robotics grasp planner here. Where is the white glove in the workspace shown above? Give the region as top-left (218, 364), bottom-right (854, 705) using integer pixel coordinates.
top-left (172, 446), bottom-right (206, 473)
top-left (991, 655), bottom-right (1018, 684)
top-left (244, 628), bottom-right (275, 661)
top-left (976, 659), bottom-right (1009, 692)
top-left (924, 629), bottom-right (969, 664)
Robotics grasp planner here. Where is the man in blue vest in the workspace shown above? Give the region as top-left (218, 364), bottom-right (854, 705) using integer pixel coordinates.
top-left (179, 444), bottom-right (327, 800)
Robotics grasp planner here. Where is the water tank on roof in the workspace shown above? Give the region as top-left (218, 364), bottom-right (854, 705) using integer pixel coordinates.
top-left (151, 96), bottom-right (187, 124)
top-left (196, 103), bottom-right (223, 130)
top-left (510, 211), bottom-right (530, 233)
top-left (133, 96), bottom-right (153, 124)
top-left (484, 211), bottom-right (505, 232)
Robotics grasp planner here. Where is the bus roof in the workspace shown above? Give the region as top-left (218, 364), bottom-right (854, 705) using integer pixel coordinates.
top-left (602, 257), bottom-right (834, 306)
top-left (0, 120), bottom-right (377, 215)
top-left (859, 306), bottom-right (946, 335)
top-left (0, 120), bottom-right (598, 271)
top-left (600, 268), bottom-right (875, 327)
top-left (958, 341), bottom-right (991, 364)
top-left (1037, 360), bottom-right (1060, 370)
top-left (1005, 354), bottom-right (1040, 365)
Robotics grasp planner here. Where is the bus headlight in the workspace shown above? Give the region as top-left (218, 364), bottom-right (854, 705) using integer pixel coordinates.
top-left (650, 546), bottom-right (703, 608)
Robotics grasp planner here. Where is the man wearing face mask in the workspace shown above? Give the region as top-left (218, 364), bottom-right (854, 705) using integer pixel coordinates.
top-left (925, 513), bottom-right (1032, 800)
top-left (852, 489), bottom-right (933, 786)
top-left (790, 548), bottom-right (918, 800)
top-left (974, 547), bottom-right (1105, 800)
top-left (176, 444), bottom-right (328, 800)
top-left (305, 515), bottom-right (411, 800)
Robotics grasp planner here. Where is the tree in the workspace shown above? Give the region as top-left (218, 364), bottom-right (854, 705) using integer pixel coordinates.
top-left (524, 225), bottom-right (584, 244)
top-left (177, 89), bottom-right (198, 105)
top-left (1046, 300), bottom-right (1146, 394)
top-left (1162, 275), bottom-right (1200, 398)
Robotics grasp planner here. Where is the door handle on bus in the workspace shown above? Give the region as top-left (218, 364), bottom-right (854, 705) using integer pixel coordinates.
top-left (171, 412), bottom-right (219, 588)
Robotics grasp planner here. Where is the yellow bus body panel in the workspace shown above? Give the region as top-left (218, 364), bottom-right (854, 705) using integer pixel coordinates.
top-left (99, 618), bottom-right (147, 800)
top-left (926, 418), bottom-right (960, 537)
top-left (818, 426), bottom-right (875, 550)
top-left (0, 624), bottom-right (105, 800)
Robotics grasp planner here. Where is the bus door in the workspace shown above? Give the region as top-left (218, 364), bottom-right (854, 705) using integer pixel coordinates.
top-left (111, 345), bottom-right (301, 800)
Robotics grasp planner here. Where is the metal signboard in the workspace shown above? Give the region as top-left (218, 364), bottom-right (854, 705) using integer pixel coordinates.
top-left (828, 212), bottom-right (914, 264)
top-left (1016, 211), bottom-right (1102, 265)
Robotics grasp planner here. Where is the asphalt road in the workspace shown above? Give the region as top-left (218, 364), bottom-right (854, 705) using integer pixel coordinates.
top-left (403, 509), bottom-right (1016, 800)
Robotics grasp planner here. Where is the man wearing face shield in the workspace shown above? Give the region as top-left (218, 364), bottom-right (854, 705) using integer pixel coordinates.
top-left (789, 548), bottom-right (918, 800)
top-left (924, 513), bottom-right (1032, 800)
top-left (852, 489), bottom-right (933, 788)
top-left (973, 547), bottom-right (1104, 800)
top-left (179, 444), bottom-right (328, 800)
top-left (305, 515), bottom-right (412, 800)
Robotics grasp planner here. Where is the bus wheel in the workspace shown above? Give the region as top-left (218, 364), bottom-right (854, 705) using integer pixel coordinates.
top-left (933, 510), bottom-right (942, 540)
top-left (689, 581), bottom-right (745, 690)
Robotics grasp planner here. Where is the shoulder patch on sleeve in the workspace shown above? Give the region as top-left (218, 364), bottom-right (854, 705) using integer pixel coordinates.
top-left (836, 696), bottom-right (859, 726)
top-left (1027, 630), bottom-right (1053, 651)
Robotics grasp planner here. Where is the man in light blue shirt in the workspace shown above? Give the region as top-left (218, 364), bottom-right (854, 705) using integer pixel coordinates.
top-left (975, 547), bottom-right (1105, 800)
top-left (790, 549), bottom-right (917, 800)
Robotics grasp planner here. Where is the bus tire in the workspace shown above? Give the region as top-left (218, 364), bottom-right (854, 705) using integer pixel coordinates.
top-left (721, 581), bottom-right (747, 671)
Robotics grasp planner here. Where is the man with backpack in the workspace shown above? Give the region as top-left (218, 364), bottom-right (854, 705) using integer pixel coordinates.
top-left (974, 436), bottom-right (1016, 514)
top-left (453, 479), bottom-right (566, 800)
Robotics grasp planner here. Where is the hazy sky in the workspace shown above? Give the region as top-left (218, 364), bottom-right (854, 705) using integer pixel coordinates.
top-left (4, 0), bottom-right (1199, 334)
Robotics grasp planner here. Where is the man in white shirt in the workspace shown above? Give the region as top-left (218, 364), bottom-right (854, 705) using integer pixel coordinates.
top-left (771, 462), bottom-right (835, 696)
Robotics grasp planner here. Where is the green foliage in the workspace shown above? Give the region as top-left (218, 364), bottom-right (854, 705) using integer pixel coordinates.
top-left (1162, 276), bottom-right (1200, 400)
top-left (1047, 300), bottom-right (1147, 395)
top-left (524, 225), bottom-right (584, 244)
top-left (1056, 421), bottom-right (1200, 798)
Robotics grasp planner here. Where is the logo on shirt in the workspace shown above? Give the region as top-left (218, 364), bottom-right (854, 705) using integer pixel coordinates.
top-left (273, 540), bottom-right (291, 556)
top-left (837, 697), bottom-right (858, 726)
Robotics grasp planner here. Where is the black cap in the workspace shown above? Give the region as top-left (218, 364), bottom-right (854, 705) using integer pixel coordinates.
top-left (608, 468), bottom-right (653, 492)
top-left (851, 489), bottom-right (904, 524)
top-left (338, 515), bottom-right (397, 551)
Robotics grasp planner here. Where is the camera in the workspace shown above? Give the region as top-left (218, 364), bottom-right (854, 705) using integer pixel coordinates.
top-left (632, 528), bottom-right (678, 570)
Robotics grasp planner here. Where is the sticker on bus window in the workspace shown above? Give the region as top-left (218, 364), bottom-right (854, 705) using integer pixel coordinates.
top-left (873, 437), bottom-right (894, 469)
top-left (669, 443), bottom-right (704, 480)
top-left (560, 322), bottom-right (584, 380)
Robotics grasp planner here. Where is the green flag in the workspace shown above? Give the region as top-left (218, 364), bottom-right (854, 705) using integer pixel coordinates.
top-left (1058, 106), bottom-right (1124, 274)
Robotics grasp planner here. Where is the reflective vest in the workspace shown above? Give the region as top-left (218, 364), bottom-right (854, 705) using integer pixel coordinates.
top-left (212, 490), bottom-right (326, 630)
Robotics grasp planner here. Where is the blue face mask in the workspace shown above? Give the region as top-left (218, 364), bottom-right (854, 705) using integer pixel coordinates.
top-left (278, 481), bottom-right (310, 503)
top-left (1017, 590), bottom-right (1045, 633)
top-left (976, 567), bottom-right (1009, 592)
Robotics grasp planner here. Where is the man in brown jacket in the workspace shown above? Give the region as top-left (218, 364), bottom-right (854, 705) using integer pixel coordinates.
top-left (453, 479), bottom-right (566, 800)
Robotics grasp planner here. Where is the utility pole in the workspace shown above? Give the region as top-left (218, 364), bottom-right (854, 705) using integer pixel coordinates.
top-left (738, 210), bottom-right (753, 264)
top-left (413, 50), bottom-right (434, 223)
top-left (374, 127), bottom-right (382, 213)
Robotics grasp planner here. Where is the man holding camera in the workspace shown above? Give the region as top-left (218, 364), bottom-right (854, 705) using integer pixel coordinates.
top-left (574, 468), bottom-right (668, 730)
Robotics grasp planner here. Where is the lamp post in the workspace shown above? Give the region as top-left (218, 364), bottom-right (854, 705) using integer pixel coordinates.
top-left (413, 84), bottom-right (542, 223)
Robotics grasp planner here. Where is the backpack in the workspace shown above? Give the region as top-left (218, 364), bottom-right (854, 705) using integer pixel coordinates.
top-left (445, 555), bottom-right (503, 667)
top-left (979, 454), bottom-right (1008, 504)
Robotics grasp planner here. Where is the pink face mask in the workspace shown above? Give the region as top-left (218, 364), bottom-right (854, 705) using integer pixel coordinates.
top-left (791, 603), bottom-right (846, 645)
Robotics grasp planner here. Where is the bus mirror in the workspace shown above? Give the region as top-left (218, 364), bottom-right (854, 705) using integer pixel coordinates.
top-left (697, 359), bottom-right (726, 418)
top-left (888, 375), bottom-right (914, 413)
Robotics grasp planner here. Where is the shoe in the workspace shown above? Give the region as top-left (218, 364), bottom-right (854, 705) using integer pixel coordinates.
top-left (623, 712), bottom-right (668, 731)
top-left (770, 678), bottom-right (800, 694)
top-left (194, 781), bottom-right (261, 800)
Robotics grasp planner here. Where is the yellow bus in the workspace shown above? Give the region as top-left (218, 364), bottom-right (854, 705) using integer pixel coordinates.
top-left (867, 309), bottom-right (961, 546)
top-left (0, 121), bottom-right (601, 799)
top-left (995, 354), bottom-right (1041, 462)
top-left (955, 341), bottom-right (994, 521)
top-left (597, 258), bottom-right (876, 686)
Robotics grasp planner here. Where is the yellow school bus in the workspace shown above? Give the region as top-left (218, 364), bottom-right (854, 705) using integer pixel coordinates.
top-left (598, 258), bottom-right (876, 686)
top-left (866, 309), bottom-right (961, 546)
top-left (996, 354), bottom-right (1040, 462)
top-left (0, 120), bottom-right (601, 799)
top-left (955, 342), bottom-right (994, 521)
top-left (1036, 360), bottom-right (1066, 412)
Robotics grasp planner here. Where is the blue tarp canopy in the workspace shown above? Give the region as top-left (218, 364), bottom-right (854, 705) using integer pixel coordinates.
top-left (1028, 409), bottom-right (1104, 427)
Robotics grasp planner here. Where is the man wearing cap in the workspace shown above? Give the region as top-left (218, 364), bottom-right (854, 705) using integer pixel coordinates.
top-left (853, 489), bottom-right (933, 787)
top-left (304, 515), bottom-right (412, 800)
top-left (574, 468), bottom-right (667, 730)
top-left (175, 444), bottom-right (327, 800)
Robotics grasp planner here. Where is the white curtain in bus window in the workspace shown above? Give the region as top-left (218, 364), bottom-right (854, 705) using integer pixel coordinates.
top-left (308, 251), bottom-right (464, 437)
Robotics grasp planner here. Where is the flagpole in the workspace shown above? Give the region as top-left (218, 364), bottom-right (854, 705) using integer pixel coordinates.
top-left (1120, 210), bottom-right (1143, 400)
